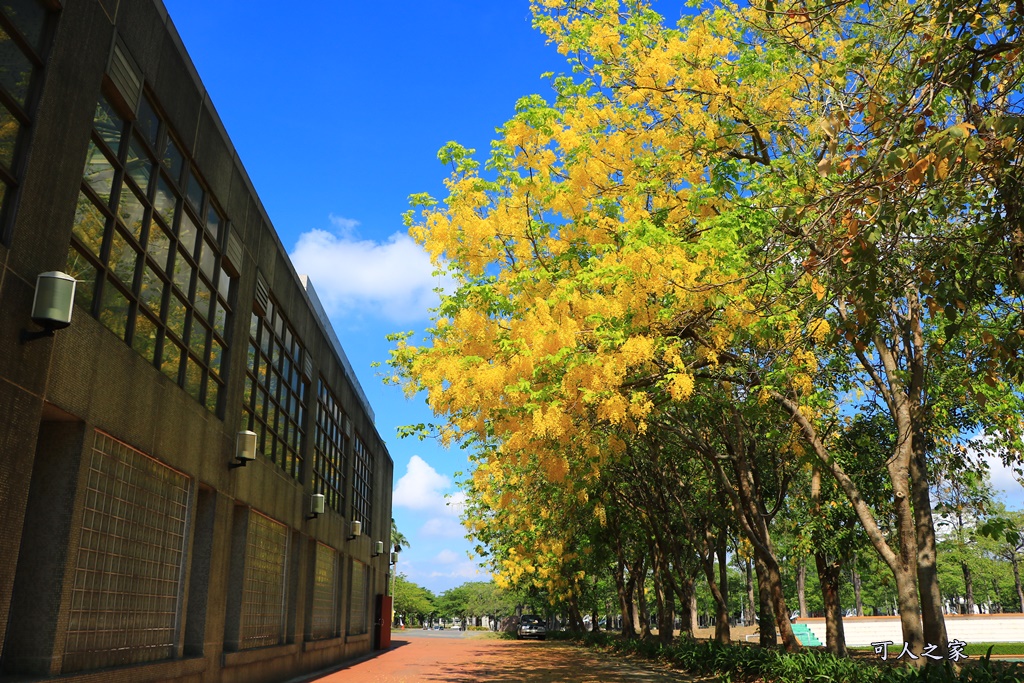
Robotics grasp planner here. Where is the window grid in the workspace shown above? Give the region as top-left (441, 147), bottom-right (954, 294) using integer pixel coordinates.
top-left (64, 431), bottom-right (191, 674)
top-left (0, 0), bottom-right (52, 244)
top-left (240, 511), bottom-right (288, 650)
top-left (351, 436), bottom-right (372, 536)
top-left (314, 379), bottom-right (347, 513)
top-left (67, 92), bottom-right (234, 415)
top-left (310, 543), bottom-right (338, 640)
top-left (241, 302), bottom-right (307, 480)
top-left (347, 560), bottom-right (367, 636)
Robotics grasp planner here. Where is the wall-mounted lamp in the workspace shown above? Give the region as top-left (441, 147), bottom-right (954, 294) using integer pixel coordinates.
top-left (229, 430), bottom-right (257, 468)
top-left (21, 271), bottom-right (76, 344)
top-left (390, 552), bottom-right (399, 565)
top-left (347, 520), bottom-right (362, 540)
top-left (372, 540), bottom-right (384, 557)
top-left (307, 493), bottom-right (325, 520)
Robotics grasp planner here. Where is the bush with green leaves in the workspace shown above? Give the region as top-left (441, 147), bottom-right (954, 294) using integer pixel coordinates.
top-left (560, 633), bottom-right (1024, 683)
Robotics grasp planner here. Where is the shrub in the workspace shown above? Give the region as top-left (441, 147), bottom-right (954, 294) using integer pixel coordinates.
top-left (559, 633), bottom-right (1024, 683)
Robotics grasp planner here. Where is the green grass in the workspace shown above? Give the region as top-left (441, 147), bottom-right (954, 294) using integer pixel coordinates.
top-left (961, 643), bottom-right (1024, 656)
top-left (850, 643), bottom-right (1024, 656)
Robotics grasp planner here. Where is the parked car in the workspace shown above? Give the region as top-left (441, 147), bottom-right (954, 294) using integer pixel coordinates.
top-left (517, 615), bottom-right (547, 640)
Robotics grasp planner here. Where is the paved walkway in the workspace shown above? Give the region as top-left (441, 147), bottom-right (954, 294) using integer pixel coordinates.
top-left (301, 631), bottom-right (705, 683)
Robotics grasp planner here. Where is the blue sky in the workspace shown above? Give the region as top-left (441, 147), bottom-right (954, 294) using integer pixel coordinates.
top-left (161, 0), bottom-right (1024, 595)
top-left (160, 0), bottom-right (571, 594)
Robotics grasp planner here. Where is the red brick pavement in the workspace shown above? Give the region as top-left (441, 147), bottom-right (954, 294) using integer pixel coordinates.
top-left (299, 633), bottom-right (703, 683)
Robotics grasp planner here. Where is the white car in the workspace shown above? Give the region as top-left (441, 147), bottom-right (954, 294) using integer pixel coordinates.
top-left (517, 615), bottom-right (547, 640)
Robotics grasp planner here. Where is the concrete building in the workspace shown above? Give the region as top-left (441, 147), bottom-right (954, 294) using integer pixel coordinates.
top-left (0, 1), bottom-right (395, 681)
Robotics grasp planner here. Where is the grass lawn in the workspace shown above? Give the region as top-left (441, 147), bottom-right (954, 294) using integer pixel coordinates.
top-left (850, 643), bottom-right (1024, 657)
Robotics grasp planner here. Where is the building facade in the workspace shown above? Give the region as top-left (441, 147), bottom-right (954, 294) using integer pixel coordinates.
top-left (0, 1), bottom-right (395, 681)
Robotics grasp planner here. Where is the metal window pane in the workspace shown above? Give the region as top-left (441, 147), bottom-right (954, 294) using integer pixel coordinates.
top-left (184, 356), bottom-right (202, 401)
top-left (136, 95), bottom-right (159, 150)
top-left (185, 171), bottom-right (203, 212)
top-left (240, 512), bottom-right (288, 649)
top-left (98, 279), bottom-right (129, 340)
top-left (82, 142), bottom-right (114, 205)
top-left (125, 136), bottom-right (152, 194)
top-left (193, 276), bottom-right (212, 321)
top-left (178, 209), bottom-right (198, 256)
top-left (132, 311), bottom-right (158, 364)
top-left (63, 432), bottom-right (190, 673)
top-left (66, 244), bottom-right (96, 309)
top-left (347, 561), bottom-right (367, 636)
top-left (0, 98), bottom-right (19, 170)
top-left (109, 227), bottom-right (139, 287)
top-left (205, 206), bottom-right (221, 241)
top-left (311, 544), bottom-right (337, 639)
top-left (146, 219), bottom-right (172, 272)
top-left (160, 136), bottom-right (183, 183)
top-left (0, 23), bottom-right (32, 107)
top-left (161, 338), bottom-right (183, 382)
top-left (153, 174), bottom-right (176, 225)
top-left (72, 191), bottom-right (106, 258)
top-left (139, 264), bottom-right (164, 316)
top-left (92, 96), bottom-right (123, 153)
top-left (2, 0), bottom-right (48, 55)
top-left (118, 184), bottom-right (145, 240)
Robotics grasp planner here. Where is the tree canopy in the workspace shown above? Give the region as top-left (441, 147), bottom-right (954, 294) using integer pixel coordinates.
top-left (387, 0), bottom-right (1024, 659)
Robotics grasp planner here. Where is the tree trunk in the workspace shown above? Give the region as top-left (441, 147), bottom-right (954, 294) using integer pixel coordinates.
top-left (637, 580), bottom-right (650, 638)
top-left (852, 553), bottom-right (864, 617)
top-left (677, 575), bottom-right (697, 636)
top-left (701, 550), bottom-right (731, 644)
top-left (797, 559), bottom-right (808, 618)
top-left (1013, 558), bottom-right (1024, 613)
top-left (614, 550), bottom-right (638, 638)
top-left (651, 551), bottom-right (673, 643)
top-left (745, 557), bottom-right (757, 626)
top-left (754, 553), bottom-right (776, 648)
top-left (815, 551), bottom-right (848, 657)
top-left (906, 292), bottom-right (949, 655)
top-left (716, 532), bottom-right (731, 644)
top-left (909, 455), bottom-right (948, 652)
top-left (658, 579), bottom-right (675, 643)
top-left (962, 562), bottom-right (975, 614)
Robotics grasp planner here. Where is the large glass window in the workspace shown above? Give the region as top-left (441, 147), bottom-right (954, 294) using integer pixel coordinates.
top-left (241, 301), bottom-right (307, 480)
top-left (67, 93), bottom-right (234, 415)
top-left (347, 560), bottom-right (367, 636)
top-left (0, 0), bottom-right (53, 243)
top-left (351, 436), bottom-right (372, 536)
top-left (64, 432), bottom-right (191, 673)
top-left (310, 543), bottom-right (338, 640)
top-left (314, 379), bottom-right (347, 513)
top-left (240, 511), bottom-right (288, 649)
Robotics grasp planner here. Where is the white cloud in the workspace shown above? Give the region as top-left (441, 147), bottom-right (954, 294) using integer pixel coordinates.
top-left (328, 213), bottom-right (360, 233)
top-left (984, 453), bottom-right (1024, 510)
top-left (289, 216), bottom-right (454, 323)
top-left (428, 561), bottom-right (482, 580)
top-left (434, 549), bottom-right (462, 564)
top-left (393, 455), bottom-right (452, 511)
top-left (420, 517), bottom-right (465, 539)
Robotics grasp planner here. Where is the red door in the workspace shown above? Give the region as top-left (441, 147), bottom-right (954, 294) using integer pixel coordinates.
top-left (375, 595), bottom-right (393, 649)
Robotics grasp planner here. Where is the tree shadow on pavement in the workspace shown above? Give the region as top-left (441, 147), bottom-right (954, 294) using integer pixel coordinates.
top-left (417, 641), bottom-right (697, 683)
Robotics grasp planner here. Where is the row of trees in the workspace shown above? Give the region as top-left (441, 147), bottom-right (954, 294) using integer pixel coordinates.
top-left (387, 0), bottom-right (1023, 663)
top-left (391, 576), bottom-right (519, 628)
